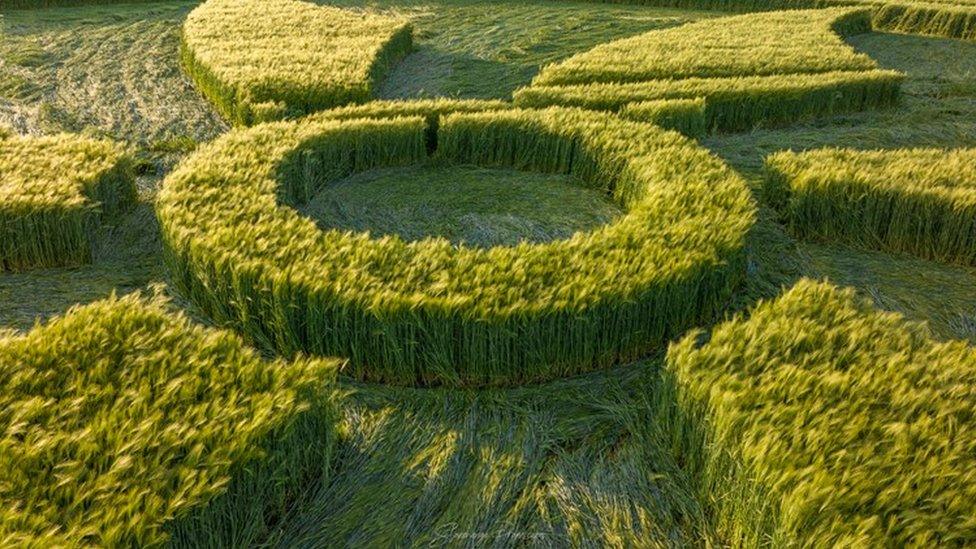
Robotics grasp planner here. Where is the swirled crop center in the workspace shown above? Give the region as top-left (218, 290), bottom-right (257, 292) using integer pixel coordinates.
top-left (300, 164), bottom-right (623, 248)
top-left (158, 103), bottom-right (755, 387)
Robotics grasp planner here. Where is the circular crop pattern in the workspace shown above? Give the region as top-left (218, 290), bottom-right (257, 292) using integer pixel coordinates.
top-left (158, 102), bottom-right (755, 387)
top-left (300, 164), bottom-right (623, 248)
top-left (8, 0), bottom-right (976, 546)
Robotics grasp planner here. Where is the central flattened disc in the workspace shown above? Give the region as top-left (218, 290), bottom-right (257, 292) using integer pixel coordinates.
top-left (300, 164), bottom-right (622, 248)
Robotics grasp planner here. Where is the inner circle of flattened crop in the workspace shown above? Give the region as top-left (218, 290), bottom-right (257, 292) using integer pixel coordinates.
top-left (301, 164), bottom-right (623, 248)
top-left (158, 106), bottom-right (755, 387)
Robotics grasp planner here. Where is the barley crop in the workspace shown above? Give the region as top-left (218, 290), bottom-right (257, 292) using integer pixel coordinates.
top-left (516, 70), bottom-right (903, 133)
top-left (617, 98), bottom-right (707, 137)
top-left (532, 9), bottom-right (877, 87)
top-left (6, 0), bottom-right (976, 42)
top-left (181, 0), bottom-right (413, 125)
top-left (0, 292), bottom-right (341, 547)
top-left (0, 134), bottom-right (135, 271)
top-left (157, 103), bottom-right (755, 387)
top-left (516, 9), bottom-right (903, 133)
top-left (664, 279), bottom-right (976, 546)
top-left (765, 147), bottom-right (976, 265)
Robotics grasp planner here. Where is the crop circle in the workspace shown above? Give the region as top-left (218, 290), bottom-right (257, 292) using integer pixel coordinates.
top-left (6, 0), bottom-right (976, 546)
top-left (158, 104), bottom-right (754, 387)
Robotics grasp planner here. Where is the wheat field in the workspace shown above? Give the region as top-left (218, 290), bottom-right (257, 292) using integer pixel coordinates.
top-left (2, 0), bottom-right (976, 545)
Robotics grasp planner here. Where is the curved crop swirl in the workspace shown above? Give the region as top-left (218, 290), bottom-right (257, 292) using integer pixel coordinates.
top-left (516, 9), bottom-right (904, 133)
top-left (157, 103), bottom-right (755, 387)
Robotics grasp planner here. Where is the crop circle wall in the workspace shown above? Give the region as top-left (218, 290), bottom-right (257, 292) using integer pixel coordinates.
top-left (158, 105), bottom-right (755, 387)
top-left (0, 135), bottom-right (135, 271)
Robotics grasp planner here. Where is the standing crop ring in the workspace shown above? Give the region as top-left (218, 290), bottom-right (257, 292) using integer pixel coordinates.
top-left (158, 104), bottom-right (755, 387)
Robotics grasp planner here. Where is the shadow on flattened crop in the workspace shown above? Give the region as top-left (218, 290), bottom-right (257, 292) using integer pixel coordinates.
top-left (266, 362), bottom-right (718, 547)
top-left (717, 178), bottom-right (976, 346)
top-left (702, 32), bottom-right (976, 176)
top-left (378, 48), bottom-right (531, 100)
top-left (801, 241), bottom-right (976, 343)
top-left (365, 0), bottom-right (714, 101)
top-left (0, 199), bottom-right (165, 331)
top-left (300, 164), bottom-right (622, 249)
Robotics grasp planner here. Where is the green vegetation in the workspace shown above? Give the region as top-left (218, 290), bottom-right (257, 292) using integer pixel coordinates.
top-left (517, 8), bottom-right (903, 132)
top-left (872, 0), bottom-right (976, 41)
top-left (158, 105), bottom-right (754, 386)
top-left (308, 98), bottom-right (510, 122)
top-left (701, 31), bottom-right (976, 173)
top-left (6, 0), bottom-right (976, 42)
top-left (0, 292), bottom-right (340, 546)
top-left (0, 0), bottom-right (690, 327)
top-left (0, 0), bottom-right (705, 138)
top-left (0, 2), bottom-right (227, 168)
top-left (700, 29), bottom-right (976, 345)
top-left (0, 200), bottom-right (164, 331)
top-left (765, 147), bottom-right (976, 265)
top-left (2, 0), bottom-right (158, 6)
top-left (3, 0), bottom-right (185, 7)
top-left (516, 69), bottom-right (903, 132)
top-left (532, 8), bottom-right (877, 86)
top-left (619, 97), bottom-right (708, 137)
top-left (180, 0), bottom-right (413, 125)
top-left (801, 241), bottom-right (976, 343)
top-left (269, 363), bottom-right (719, 546)
top-left (301, 164), bottom-right (622, 248)
top-left (665, 279), bottom-right (976, 546)
top-left (0, 134), bottom-right (135, 271)
top-left (317, 0), bottom-right (717, 99)
top-left (304, 98), bottom-right (510, 166)
top-left (3, 0), bottom-right (976, 545)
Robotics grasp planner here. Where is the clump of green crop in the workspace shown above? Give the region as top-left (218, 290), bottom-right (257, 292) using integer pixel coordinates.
top-left (618, 97), bottom-right (707, 137)
top-left (532, 8), bottom-right (877, 86)
top-left (299, 164), bottom-right (622, 248)
top-left (0, 134), bottom-right (135, 271)
top-left (306, 98), bottom-right (510, 122)
top-left (764, 147), bottom-right (976, 265)
top-left (0, 292), bottom-right (341, 547)
top-left (181, 0), bottom-right (413, 125)
top-left (304, 98), bottom-right (511, 168)
top-left (517, 9), bottom-right (903, 133)
top-left (515, 70), bottom-right (903, 132)
top-left (872, 0), bottom-right (976, 41)
top-left (157, 103), bottom-right (755, 387)
top-left (665, 279), bottom-right (976, 546)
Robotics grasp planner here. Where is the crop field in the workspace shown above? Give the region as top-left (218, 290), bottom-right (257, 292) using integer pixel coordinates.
top-left (1, 0), bottom-right (975, 545)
